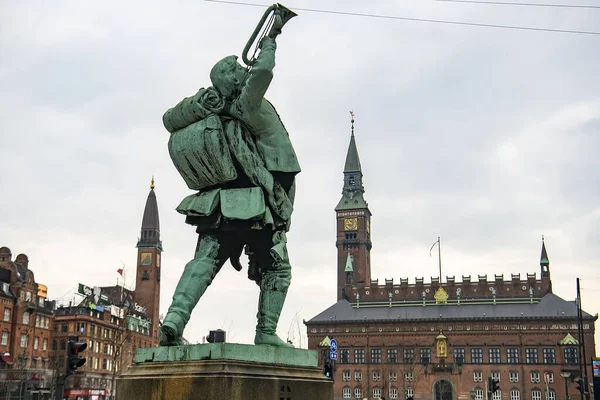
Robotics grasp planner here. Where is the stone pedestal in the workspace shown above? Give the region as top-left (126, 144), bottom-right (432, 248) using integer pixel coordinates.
top-left (116, 343), bottom-right (333, 400)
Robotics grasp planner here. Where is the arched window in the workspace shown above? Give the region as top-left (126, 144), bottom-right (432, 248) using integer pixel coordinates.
top-left (354, 387), bottom-right (362, 399)
top-left (373, 387), bottom-right (381, 399)
top-left (532, 389), bottom-right (542, 400)
top-left (510, 389), bottom-right (520, 400)
top-left (342, 386), bottom-right (351, 398)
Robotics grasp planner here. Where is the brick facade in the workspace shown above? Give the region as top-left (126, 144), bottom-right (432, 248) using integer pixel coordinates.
top-left (306, 131), bottom-right (597, 400)
top-left (0, 247), bottom-right (56, 397)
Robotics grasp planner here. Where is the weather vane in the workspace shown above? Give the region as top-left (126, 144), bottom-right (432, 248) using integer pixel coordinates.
top-left (350, 110), bottom-right (355, 135)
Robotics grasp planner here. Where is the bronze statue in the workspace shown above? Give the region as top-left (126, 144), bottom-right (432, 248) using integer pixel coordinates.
top-left (160, 4), bottom-right (300, 347)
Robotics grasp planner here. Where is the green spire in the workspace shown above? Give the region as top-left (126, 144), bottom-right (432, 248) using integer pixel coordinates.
top-left (335, 112), bottom-right (369, 212)
top-left (343, 112), bottom-right (362, 173)
top-left (540, 236), bottom-right (549, 266)
top-left (344, 253), bottom-right (353, 272)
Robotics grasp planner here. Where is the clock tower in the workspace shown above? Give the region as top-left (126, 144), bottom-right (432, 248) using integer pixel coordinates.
top-left (134, 177), bottom-right (162, 342)
top-left (335, 113), bottom-right (372, 301)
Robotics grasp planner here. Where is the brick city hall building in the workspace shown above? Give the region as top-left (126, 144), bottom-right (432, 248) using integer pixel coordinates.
top-left (306, 121), bottom-right (597, 400)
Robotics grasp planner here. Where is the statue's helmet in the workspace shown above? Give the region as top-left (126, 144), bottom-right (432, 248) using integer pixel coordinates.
top-left (210, 55), bottom-right (241, 99)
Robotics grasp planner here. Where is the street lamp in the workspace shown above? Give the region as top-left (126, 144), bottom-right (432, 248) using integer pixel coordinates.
top-left (560, 371), bottom-right (571, 400)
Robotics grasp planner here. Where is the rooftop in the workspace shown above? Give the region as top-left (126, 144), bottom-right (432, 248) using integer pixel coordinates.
top-left (306, 293), bottom-right (596, 324)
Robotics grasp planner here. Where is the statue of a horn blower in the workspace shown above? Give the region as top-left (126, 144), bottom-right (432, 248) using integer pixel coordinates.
top-left (242, 3), bottom-right (297, 67)
top-left (160, 2), bottom-right (302, 349)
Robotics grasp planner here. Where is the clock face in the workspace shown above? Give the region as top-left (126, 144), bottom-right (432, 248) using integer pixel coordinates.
top-left (344, 217), bottom-right (358, 231)
top-left (141, 253), bottom-right (152, 266)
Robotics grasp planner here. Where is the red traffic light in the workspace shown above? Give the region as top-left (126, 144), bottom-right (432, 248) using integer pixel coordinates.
top-left (71, 342), bottom-right (87, 354)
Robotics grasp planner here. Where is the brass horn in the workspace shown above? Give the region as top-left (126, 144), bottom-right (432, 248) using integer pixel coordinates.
top-left (242, 3), bottom-right (297, 67)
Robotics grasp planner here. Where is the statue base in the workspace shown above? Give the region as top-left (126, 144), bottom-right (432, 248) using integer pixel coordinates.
top-left (116, 343), bottom-right (333, 400)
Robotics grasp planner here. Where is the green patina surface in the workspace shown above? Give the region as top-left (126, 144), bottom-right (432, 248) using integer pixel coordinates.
top-left (159, 4), bottom-right (301, 349)
top-left (135, 343), bottom-right (317, 367)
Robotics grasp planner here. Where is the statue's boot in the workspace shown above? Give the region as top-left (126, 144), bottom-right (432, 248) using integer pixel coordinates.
top-left (161, 234), bottom-right (226, 346)
top-left (253, 231), bottom-right (293, 347)
top-left (254, 288), bottom-right (294, 347)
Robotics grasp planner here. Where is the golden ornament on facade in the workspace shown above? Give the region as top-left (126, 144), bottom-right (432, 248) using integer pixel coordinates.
top-left (434, 286), bottom-right (449, 304)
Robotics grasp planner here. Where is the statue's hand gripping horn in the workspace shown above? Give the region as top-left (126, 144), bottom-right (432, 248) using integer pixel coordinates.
top-left (242, 3), bottom-right (297, 67)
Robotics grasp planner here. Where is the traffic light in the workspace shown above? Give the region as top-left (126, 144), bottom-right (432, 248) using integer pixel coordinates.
top-left (66, 335), bottom-right (87, 376)
top-left (488, 377), bottom-right (500, 394)
top-left (574, 377), bottom-right (587, 394)
top-left (323, 359), bottom-right (333, 380)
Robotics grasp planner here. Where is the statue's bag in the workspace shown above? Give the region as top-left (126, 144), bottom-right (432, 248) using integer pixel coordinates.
top-left (163, 88), bottom-right (293, 227)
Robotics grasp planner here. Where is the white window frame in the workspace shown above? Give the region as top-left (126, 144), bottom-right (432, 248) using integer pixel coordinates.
top-left (509, 372), bottom-right (519, 383)
top-left (373, 388), bottom-right (381, 398)
top-left (532, 390), bottom-right (542, 400)
top-left (22, 311), bottom-right (30, 325)
top-left (389, 371), bottom-right (397, 381)
top-left (406, 388), bottom-right (415, 398)
top-left (492, 371), bottom-right (501, 381)
top-left (510, 389), bottom-right (520, 400)
top-left (373, 370), bottom-right (381, 382)
top-left (354, 371), bottom-right (362, 381)
top-left (531, 371), bottom-right (541, 383)
top-left (354, 387), bottom-right (362, 398)
top-left (33, 337), bottom-right (39, 350)
top-left (389, 386), bottom-right (398, 399)
top-left (547, 390), bottom-right (556, 400)
top-left (1, 332), bottom-right (8, 345)
top-left (474, 371), bottom-right (483, 383)
top-left (405, 371), bottom-right (414, 382)
top-left (343, 386), bottom-right (351, 398)
top-left (492, 390), bottom-right (502, 400)
top-left (3, 308), bottom-right (9, 322)
top-left (20, 334), bottom-right (27, 348)
top-left (43, 338), bottom-right (48, 351)
top-left (544, 372), bottom-right (554, 384)
top-left (343, 370), bottom-right (351, 382)
top-left (474, 388), bottom-right (484, 400)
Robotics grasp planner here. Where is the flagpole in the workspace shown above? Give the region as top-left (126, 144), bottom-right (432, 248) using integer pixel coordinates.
top-left (438, 236), bottom-right (442, 282)
top-left (429, 237), bottom-right (443, 283)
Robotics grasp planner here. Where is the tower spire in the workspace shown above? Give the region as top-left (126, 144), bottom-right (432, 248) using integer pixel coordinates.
top-left (343, 111), bottom-right (362, 174)
top-left (540, 235), bottom-right (550, 279)
top-left (336, 111), bottom-right (367, 211)
top-left (137, 180), bottom-right (162, 250)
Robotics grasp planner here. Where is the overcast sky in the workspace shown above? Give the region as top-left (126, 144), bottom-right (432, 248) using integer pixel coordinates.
top-left (1, 0), bottom-right (598, 351)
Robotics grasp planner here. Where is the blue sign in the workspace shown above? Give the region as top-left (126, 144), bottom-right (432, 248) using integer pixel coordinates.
top-left (330, 339), bottom-right (337, 352)
top-left (330, 351), bottom-right (338, 360)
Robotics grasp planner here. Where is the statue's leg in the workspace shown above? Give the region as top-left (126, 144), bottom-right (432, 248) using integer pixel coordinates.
top-left (252, 230), bottom-right (293, 347)
top-left (160, 233), bottom-right (233, 346)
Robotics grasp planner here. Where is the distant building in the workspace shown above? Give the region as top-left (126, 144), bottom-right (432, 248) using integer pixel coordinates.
top-left (0, 247), bottom-right (56, 399)
top-left (305, 122), bottom-right (597, 400)
top-left (52, 179), bottom-right (162, 400)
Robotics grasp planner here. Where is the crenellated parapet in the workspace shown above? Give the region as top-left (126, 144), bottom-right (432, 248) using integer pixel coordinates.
top-left (344, 272), bottom-right (551, 303)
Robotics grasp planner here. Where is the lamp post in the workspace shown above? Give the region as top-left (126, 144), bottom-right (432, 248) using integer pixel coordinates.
top-left (560, 371), bottom-right (571, 400)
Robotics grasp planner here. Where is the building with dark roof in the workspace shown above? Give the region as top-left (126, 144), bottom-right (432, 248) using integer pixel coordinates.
top-left (305, 120), bottom-right (597, 400)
